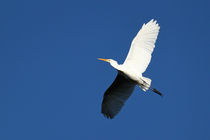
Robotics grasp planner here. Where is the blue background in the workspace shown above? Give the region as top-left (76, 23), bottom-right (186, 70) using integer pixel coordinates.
top-left (2, 0), bottom-right (210, 139)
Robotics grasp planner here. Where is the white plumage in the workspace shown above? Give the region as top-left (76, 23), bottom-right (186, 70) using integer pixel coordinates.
top-left (98, 19), bottom-right (162, 119)
top-left (123, 19), bottom-right (160, 74)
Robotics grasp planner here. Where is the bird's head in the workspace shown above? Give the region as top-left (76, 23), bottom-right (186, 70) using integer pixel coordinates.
top-left (98, 58), bottom-right (119, 70)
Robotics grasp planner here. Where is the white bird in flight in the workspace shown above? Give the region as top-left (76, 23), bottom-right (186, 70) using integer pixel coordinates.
top-left (98, 19), bottom-right (162, 119)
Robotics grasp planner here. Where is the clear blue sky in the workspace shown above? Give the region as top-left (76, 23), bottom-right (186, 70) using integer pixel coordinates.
top-left (1, 0), bottom-right (210, 139)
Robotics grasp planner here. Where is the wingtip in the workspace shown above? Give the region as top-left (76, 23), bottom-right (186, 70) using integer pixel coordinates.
top-left (145, 19), bottom-right (160, 27)
top-left (154, 20), bottom-right (157, 24)
top-left (102, 112), bottom-right (115, 119)
top-left (148, 19), bottom-right (154, 23)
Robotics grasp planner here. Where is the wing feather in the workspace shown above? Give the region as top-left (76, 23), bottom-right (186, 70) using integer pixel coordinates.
top-left (101, 72), bottom-right (136, 119)
top-left (123, 19), bottom-right (160, 73)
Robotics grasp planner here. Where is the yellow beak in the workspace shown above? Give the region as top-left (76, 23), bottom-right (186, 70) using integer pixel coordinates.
top-left (98, 58), bottom-right (110, 62)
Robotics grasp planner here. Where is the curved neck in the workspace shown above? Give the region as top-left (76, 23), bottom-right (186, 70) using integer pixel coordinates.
top-left (110, 61), bottom-right (122, 71)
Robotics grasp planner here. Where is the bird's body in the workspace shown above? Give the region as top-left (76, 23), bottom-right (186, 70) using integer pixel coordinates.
top-left (98, 19), bottom-right (162, 119)
top-left (108, 60), bottom-right (144, 85)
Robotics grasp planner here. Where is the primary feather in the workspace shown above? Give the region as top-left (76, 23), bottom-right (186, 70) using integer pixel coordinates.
top-left (123, 19), bottom-right (160, 73)
top-left (102, 72), bottom-right (136, 119)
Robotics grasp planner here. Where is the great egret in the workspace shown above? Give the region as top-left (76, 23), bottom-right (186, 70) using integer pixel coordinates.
top-left (98, 19), bottom-right (162, 119)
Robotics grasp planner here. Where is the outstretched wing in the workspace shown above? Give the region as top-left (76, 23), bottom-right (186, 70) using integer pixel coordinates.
top-left (123, 19), bottom-right (160, 73)
top-left (101, 72), bottom-right (136, 119)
